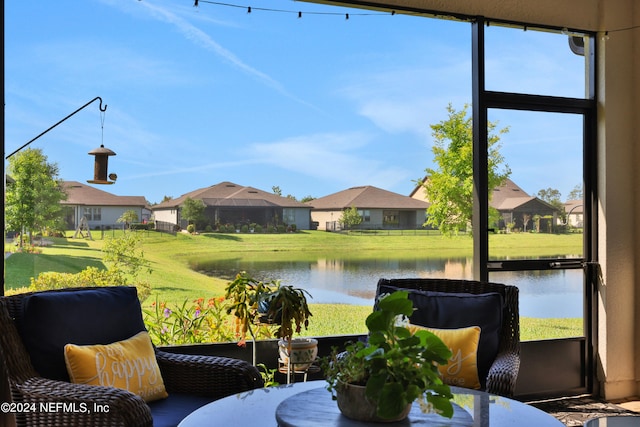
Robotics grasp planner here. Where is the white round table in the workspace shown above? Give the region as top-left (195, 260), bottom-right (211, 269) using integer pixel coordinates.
top-left (178, 381), bottom-right (565, 427)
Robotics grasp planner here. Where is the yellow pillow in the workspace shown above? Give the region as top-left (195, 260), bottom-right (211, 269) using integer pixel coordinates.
top-left (64, 331), bottom-right (168, 402)
top-left (409, 324), bottom-right (481, 389)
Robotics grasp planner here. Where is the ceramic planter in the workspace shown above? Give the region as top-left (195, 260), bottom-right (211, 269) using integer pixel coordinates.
top-left (278, 338), bottom-right (318, 370)
top-left (336, 382), bottom-right (412, 423)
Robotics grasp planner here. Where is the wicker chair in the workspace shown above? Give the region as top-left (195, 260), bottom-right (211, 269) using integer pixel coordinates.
top-left (0, 287), bottom-right (264, 427)
top-left (376, 278), bottom-right (520, 397)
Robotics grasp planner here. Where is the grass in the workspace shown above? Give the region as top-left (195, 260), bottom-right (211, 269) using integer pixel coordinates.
top-left (294, 304), bottom-right (582, 341)
top-left (4, 230), bottom-right (584, 340)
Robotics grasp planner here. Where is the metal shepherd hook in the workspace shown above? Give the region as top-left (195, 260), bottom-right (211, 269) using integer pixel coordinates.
top-left (5, 96), bottom-right (107, 159)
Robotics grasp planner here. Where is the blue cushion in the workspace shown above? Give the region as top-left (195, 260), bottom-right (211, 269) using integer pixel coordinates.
top-left (18, 287), bottom-right (146, 381)
top-left (148, 393), bottom-right (214, 427)
top-left (376, 284), bottom-right (503, 389)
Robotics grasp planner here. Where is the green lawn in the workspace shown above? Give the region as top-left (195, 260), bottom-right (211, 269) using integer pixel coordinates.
top-left (4, 230), bottom-right (584, 340)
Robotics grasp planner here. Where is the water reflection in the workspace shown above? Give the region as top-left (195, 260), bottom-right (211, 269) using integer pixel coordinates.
top-left (194, 257), bottom-right (583, 318)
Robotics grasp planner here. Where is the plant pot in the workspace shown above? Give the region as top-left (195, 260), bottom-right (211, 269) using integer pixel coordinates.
top-left (278, 338), bottom-right (318, 371)
top-left (336, 382), bottom-right (412, 423)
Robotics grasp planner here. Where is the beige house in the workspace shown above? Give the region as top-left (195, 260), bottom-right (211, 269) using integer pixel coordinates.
top-left (61, 181), bottom-right (149, 230)
top-left (308, 185), bottom-right (429, 231)
top-left (411, 178), bottom-right (559, 232)
top-left (564, 200), bottom-right (584, 228)
top-left (152, 181), bottom-right (312, 231)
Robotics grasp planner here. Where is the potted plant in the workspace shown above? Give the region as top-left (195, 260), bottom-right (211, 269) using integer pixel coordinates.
top-left (322, 291), bottom-right (454, 422)
top-left (224, 271), bottom-right (315, 372)
top-left (261, 285), bottom-right (316, 372)
top-left (224, 271), bottom-right (280, 365)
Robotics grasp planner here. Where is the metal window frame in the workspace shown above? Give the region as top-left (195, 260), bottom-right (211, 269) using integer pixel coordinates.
top-left (472, 18), bottom-right (598, 394)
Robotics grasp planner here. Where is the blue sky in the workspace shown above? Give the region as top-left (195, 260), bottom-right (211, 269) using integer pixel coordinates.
top-left (4, 1), bottom-right (586, 204)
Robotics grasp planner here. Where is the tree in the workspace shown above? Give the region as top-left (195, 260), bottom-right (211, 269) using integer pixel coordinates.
top-left (537, 187), bottom-right (564, 211)
top-left (102, 232), bottom-right (151, 284)
top-left (422, 104), bottom-right (511, 236)
top-left (272, 185), bottom-right (298, 200)
top-left (181, 197), bottom-right (205, 231)
top-left (567, 184), bottom-right (583, 201)
top-left (300, 195), bottom-right (315, 203)
top-left (117, 210), bottom-right (139, 229)
top-left (5, 148), bottom-right (67, 246)
top-left (340, 206), bottom-right (363, 230)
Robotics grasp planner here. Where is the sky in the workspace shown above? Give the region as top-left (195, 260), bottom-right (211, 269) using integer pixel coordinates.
top-left (4, 0), bottom-right (588, 205)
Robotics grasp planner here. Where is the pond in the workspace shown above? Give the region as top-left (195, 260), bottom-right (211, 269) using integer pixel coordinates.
top-left (193, 256), bottom-right (583, 319)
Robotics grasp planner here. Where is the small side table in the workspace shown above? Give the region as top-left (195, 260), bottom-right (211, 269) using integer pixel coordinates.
top-left (584, 416), bottom-right (640, 426)
top-left (278, 358), bottom-right (320, 383)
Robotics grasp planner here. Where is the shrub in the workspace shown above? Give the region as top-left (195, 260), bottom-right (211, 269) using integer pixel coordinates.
top-left (205, 225), bottom-right (213, 232)
top-left (186, 224), bottom-right (195, 233)
top-left (14, 245), bottom-right (42, 254)
top-left (143, 296), bottom-right (274, 346)
top-left (277, 225), bottom-right (286, 233)
top-left (29, 267), bottom-right (152, 301)
top-left (241, 224), bottom-right (249, 233)
top-left (254, 224), bottom-right (263, 233)
top-left (267, 225), bottom-right (276, 233)
top-left (290, 224), bottom-right (297, 232)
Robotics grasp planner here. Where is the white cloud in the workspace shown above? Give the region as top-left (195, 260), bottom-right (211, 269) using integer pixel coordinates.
top-left (337, 53), bottom-right (471, 138)
top-left (246, 132), bottom-right (412, 189)
top-left (128, 0), bottom-right (320, 110)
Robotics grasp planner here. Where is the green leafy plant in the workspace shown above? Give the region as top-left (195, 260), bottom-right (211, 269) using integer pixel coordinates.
top-left (256, 363), bottom-right (280, 388)
top-left (142, 296), bottom-right (274, 346)
top-left (101, 232), bottom-right (152, 282)
top-left (261, 285), bottom-right (312, 343)
top-left (322, 291), bottom-right (454, 420)
top-left (224, 271), bottom-right (279, 346)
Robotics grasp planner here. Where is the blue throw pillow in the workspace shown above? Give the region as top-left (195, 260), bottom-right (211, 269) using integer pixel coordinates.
top-left (376, 284), bottom-right (503, 389)
top-left (18, 287), bottom-right (147, 381)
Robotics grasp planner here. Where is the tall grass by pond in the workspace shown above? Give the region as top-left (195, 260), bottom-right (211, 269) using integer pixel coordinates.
top-left (4, 230), bottom-right (584, 341)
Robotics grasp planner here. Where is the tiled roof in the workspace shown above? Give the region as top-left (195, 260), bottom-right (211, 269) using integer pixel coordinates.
top-left (412, 177), bottom-right (545, 211)
top-left (153, 182), bottom-right (311, 209)
top-left (564, 200), bottom-right (583, 213)
top-left (61, 181), bottom-right (147, 207)
top-left (490, 178), bottom-right (531, 208)
top-left (307, 186), bottom-right (430, 210)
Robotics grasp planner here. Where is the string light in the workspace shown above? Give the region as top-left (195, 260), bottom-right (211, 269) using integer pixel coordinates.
top-left (193, 0), bottom-right (394, 18)
top-left (188, 0), bottom-right (640, 36)
top-left (603, 24), bottom-right (640, 34)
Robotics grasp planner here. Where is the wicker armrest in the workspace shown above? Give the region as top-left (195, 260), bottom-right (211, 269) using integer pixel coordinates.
top-left (14, 377), bottom-right (152, 427)
top-left (485, 350), bottom-right (520, 397)
top-left (155, 350), bottom-right (264, 399)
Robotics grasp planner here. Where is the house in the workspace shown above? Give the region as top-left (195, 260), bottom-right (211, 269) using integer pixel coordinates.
top-left (307, 185), bottom-right (430, 231)
top-left (61, 181), bottom-right (150, 230)
top-left (410, 178), bottom-right (559, 232)
top-left (563, 199), bottom-right (584, 229)
top-left (152, 181), bottom-right (312, 230)
top-left (489, 179), bottom-right (559, 232)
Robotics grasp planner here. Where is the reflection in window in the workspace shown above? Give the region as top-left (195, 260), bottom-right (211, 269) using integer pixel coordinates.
top-left (83, 207), bottom-right (101, 221)
top-left (283, 208), bottom-right (296, 225)
top-left (383, 210), bottom-right (398, 226)
top-left (358, 209), bottom-right (371, 223)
